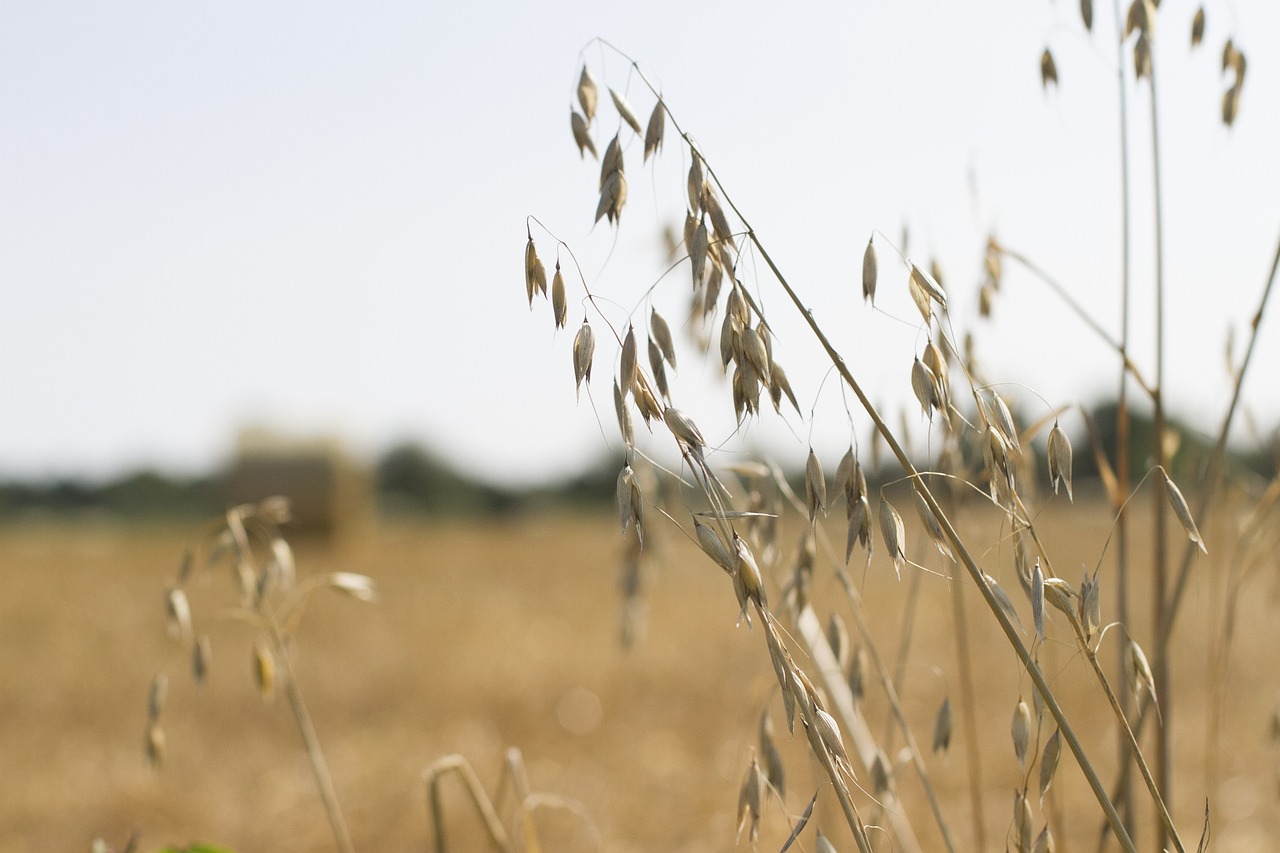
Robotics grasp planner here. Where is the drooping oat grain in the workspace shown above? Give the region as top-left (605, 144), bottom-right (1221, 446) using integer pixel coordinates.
top-left (650, 308), bottom-right (677, 369)
top-left (1128, 639), bottom-right (1158, 710)
top-left (166, 586), bottom-right (193, 643)
top-left (733, 530), bottom-right (767, 612)
top-left (690, 218), bottom-right (709, 287)
top-left (804, 449), bottom-right (826, 523)
top-left (849, 646), bottom-right (866, 705)
top-left (193, 634), bottom-right (212, 685)
top-left (1081, 0), bottom-right (1094, 31)
top-left (146, 720), bottom-right (166, 768)
top-left (646, 337), bottom-right (668, 400)
top-left (1191, 6), bottom-right (1205, 46)
top-left (619, 325), bottom-right (639, 398)
top-left (1134, 33), bottom-right (1152, 79)
top-left (577, 65), bottom-right (598, 122)
top-left (595, 169), bottom-right (628, 224)
top-left (572, 319), bottom-right (594, 400)
top-left (570, 109), bottom-right (596, 160)
top-left (984, 572), bottom-right (1026, 633)
top-left (847, 494), bottom-right (871, 564)
top-left (551, 263), bottom-right (567, 329)
top-left (759, 710), bottom-right (786, 797)
top-left (1031, 559), bottom-right (1046, 641)
top-left (769, 362), bottom-right (800, 415)
top-left (933, 696), bottom-right (953, 753)
top-left (663, 406), bottom-right (706, 455)
top-left (826, 613), bottom-right (850, 669)
top-left (911, 357), bottom-right (940, 420)
top-left (862, 236), bottom-right (877, 305)
top-left (1033, 825), bottom-right (1054, 853)
top-left (1012, 698), bottom-right (1031, 768)
top-left (694, 518), bottom-right (735, 573)
top-left (599, 134), bottom-right (622, 190)
top-left (1047, 420), bottom-right (1073, 500)
top-left (687, 153), bottom-right (705, 217)
top-left (815, 830), bottom-right (838, 853)
top-left (1041, 49), bottom-right (1059, 90)
top-left (609, 87), bottom-right (642, 135)
top-left (879, 497), bottom-right (906, 579)
top-left (1080, 568), bottom-right (1101, 643)
top-left (644, 98), bottom-right (665, 162)
top-left (1164, 472), bottom-right (1207, 553)
top-left (148, 673), bottom-right (169, 721)
top-left (1039, 727), bottom-right (1062, 800)
top-left (253, 638), bottom-right (275, 703)
top-left (870, 749), bottom-right (891, 795)
top-left (524, 236), bottom-right (547, 306)
top-left (613, 380), bottom-right (634, 450)
top-left (735, 756), bottom-right (763, 844)
top-left (913, 487), bottom-right (955, 561)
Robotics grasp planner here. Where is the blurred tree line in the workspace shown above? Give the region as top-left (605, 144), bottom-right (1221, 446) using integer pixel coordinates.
top-left (0, 406), bottom-right (1274, 521)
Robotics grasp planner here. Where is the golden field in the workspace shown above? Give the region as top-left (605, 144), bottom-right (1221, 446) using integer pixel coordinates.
top-left (2, 499), bottom-right (1277, 851)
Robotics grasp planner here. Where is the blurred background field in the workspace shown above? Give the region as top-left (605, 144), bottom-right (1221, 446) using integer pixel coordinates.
top-left (3, 495), bottom-right (1277, 852)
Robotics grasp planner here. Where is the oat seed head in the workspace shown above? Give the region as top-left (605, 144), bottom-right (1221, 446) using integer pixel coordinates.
top-left (878, 497), bottom-right (906, 579)
top-left (1164, 472), bottom-right (1207, 553)
top-left (572, 319), bottom-right (595, 400)
top-left (1039, 727), bottom-right (1062, 800)
top-left (570, 109), bottom-right (596, 160)
top-left (862, 236), bottom-right (877, 305)
top-left (551, 264), bottom-right (567, 329)
top-left (1012, 698), bottom-right (1032, 769)
top-left (1048, 420), bottom-right (1073, 501)
top-left (576, 65), bottom-right (598, 123)
top-left (933, 696), bottom-right (953, 754)
top-left (643, 98), bottom-right (664, 162)
top-left (608, 87), bottom-right (642, 135)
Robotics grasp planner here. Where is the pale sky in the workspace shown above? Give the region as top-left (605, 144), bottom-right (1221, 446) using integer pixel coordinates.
top-left (2, 1), bottom-right (1277, 486)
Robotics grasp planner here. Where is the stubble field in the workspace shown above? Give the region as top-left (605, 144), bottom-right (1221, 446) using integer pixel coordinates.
top-left (2, 499), bottom-right (1277, 851)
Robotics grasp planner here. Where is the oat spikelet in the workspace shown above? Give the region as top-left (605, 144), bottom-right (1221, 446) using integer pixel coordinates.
top-left (1041, 48), bottom-right (1058, 91)
top-left (595, 169), bottom-right (628, 224)
top-left (933, 696), bottom-right (953, 753)
top-left (911, 357), bottom-right (940, 420)
top-left (572, 319), bottom-right (594, 400)
top-left (1081, 0), bottom-right (1094, 31)
top-left (524, 236), bottom-right (547, 306)
top-left (598, 134), bottom-right (622, 190)
top-left (576, 65), bottom-right (597, 123)
top-left (1031, 558), bottom-right (1045, 641)
top-left (694, 518), bottom-right (734, 573)
top-left (846, 494), bottom-right (871, 565)
top-left (1222, 85), bottom-right (1240, 127)
top-left (1043, 577), bottom-right (1078, 621)
top-left (608, 87), bottom-right (642, 135)
top-left (879, 497), bottom-right (906, 579)
top-left (1080, 568), bottom-right (1101, 643)
top-left (551, 263), bottom-right (567, 329)
top-left (848, 646), bottom-right (866, 705)
top-left (613, 380), bottom-right (634, 450)
top-left (862, 235), bottom-right (877, 305)
top-left (687, 152), bottom-right (705, 216)
top-left (826, 613), bottom-right (850, 669)
top-left (984, 572), bottom-right (1026, 633)
top-left (815, 830), bottom-right (838, 853)
top-left (912, 487), bottom-right (954, 561)
top-left (733, 531), bottom-right (767, 616)
top-left (1164, 472), bottom-right (1207, 553)
top-left (647, 337), bottom-right (668, 400)
top-left (253, 638), bottom-right (276, 703)
top-left (1039, 728), bottom-right (1062, 800)
top-left (689, 218), bottom-right (708, 287)
top-left (735, 756), bottom-right (764, 844)
top-left (805, 449), bottom-right (826, 523)
top-left (650, 308), bottom-right (676, 369)
top-left (146, 720), bottom-right (166, 768)
top-left (1012, 699), bottom-right (1032, 768)
top-left (619, 325), bottom-right (638, 397)
top-left (662, 406), bottom-right (706, 455)
top-left (1033, 825), bottom-right (1054, 853)
top-left (1048, 420), bottom-right (1073, 501)
top-left (1191, 6), bottom-right (1205, 47)
top-left (643, 98), bottom-right (665, 162)
top-left (193, 634), bottom-right (212, 684)
top-left (759, 711), bottom-right (786, 798)
top-left (148, 673), bottom-right (169, 721)
top-left (1134, 33), bottom-right (1152, 79)
top-left (570, 109), bottom-right (596, 160)
top-left (1128, 639), bottom-right (1160, 717)
top-left (834, 446), bottom-right (855, 508)
top-left (165, 586), bottom-right (193, 643)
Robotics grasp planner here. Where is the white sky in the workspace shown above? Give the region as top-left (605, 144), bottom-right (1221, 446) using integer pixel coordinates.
top-left (2, 1), bottom-right (1278, 485)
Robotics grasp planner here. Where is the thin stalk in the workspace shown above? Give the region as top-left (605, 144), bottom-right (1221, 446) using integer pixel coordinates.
top-left (1110, 0), bottom-right (1136, 836)
top-left (1146, 49), bottom-right (1173, 853)
top-left (947, 553), bottom-right (987, 851)
top-left (268, 620), bottom-right (356, 853)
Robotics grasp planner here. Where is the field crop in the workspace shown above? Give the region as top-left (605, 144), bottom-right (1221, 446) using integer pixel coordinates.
top-left (1, 505), bottom-right (1276, 850)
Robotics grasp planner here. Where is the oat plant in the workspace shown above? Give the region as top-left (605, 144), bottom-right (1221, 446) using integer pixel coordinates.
top-left (525, 20), bottom-right (1273, 850)
top-left (150, 497), bottom-right (376, 853)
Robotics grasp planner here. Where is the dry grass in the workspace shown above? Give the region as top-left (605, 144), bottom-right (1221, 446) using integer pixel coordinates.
top-left (2, 504), bottom-right (1276, 851)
